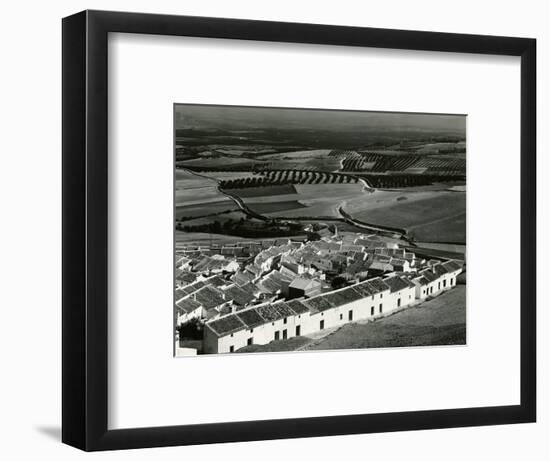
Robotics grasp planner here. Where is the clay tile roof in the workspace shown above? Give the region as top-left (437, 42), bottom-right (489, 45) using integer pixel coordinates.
top-left (175, 298), bottom-right (202, 314)
top-left (254, 304), bottom-right (285, 322)
top-left (207, 314), bottom-right (246, 337)
top-left (382, 276), bottom-right (410, 293)
top-left (236, 309), bottom-right (265, 329)
top-left (286, 299), bottom-right (310, 314)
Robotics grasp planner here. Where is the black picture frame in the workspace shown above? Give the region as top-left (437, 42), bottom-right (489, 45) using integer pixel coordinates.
top-left (62, 9), bottom-right (536, 451)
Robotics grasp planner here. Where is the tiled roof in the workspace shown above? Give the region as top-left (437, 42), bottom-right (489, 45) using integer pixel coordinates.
top-left (332, 287), bottom-right (363, 304)
top-left (286, 299), bottom-right (310, 314)
top-left (231, 270), bottom-right (255, 286)
top-left (432, 263), bottom-right (447, 277)
top-left (289, 277), bottom-right (318, 291)
top-left (207, 314), bottom-right (246, 337)
top-left (369, 260), bottom-right (393, 272)
top-left (193, 286), bottom-right (226, 309)
top-left (207, 275), bottom-right (228, 287)
top-left (390, 258), bottom-right (407, 266)
top-left (175, 298), bottom-right (201, 314)
top-left (236, 309), bottom-right (265, 329)
top-left (382, 276), bottom-right (412, 293)
top-left (442, 260), bottom-right (463, 273)
top-left (413, 276), bottom-right (430, 286)
top-left (419, 269), bottom-right (438, 283)
top-left (367, 277), bottom-right (391, 293)
top-left (275, 302), bottom-right (296, 318)
top-left (239, 283), bottom-right (258, 297)
top-left (224, 285), bottom-right (255, 306)
top-left (303, 296), bottom-right (335, 313)
top-left (341, 244), bottom-right (364, 252)
top-left (254, 304), bottom-right (286, 322)
top-left (175, 272), bottom-right (197, 284)
top-left (245, 264), bottom-right (262, 276)
top-left (352, 282), bottom-right (376, 297)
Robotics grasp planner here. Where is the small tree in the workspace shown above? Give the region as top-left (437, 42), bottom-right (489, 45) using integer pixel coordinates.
top-left (177, 317), bottom-right (205, 340)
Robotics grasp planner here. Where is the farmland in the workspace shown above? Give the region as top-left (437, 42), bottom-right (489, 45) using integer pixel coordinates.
top-left (175, 170), bottom-right (237, 219)
top-left (246, 200), bottom-right (306, 214)
top-left (239, 183), bottom-right (371, 219)
top-left (344, 190), bottom-right (466, 243)
top-left (174, 108), bottom-right (466, 246)
top-left (230, 184), bottom-right (297, 198)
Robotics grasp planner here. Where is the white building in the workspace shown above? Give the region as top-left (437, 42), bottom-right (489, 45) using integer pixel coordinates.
top-left (202, 259), bottom-right (464, 354)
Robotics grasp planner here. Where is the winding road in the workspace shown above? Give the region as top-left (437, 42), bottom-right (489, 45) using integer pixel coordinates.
top-left (178, 167), bottom-right (410, 242)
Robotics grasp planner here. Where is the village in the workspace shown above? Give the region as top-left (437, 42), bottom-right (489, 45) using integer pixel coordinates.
top-left (174, 226), bottom-right (464, 355)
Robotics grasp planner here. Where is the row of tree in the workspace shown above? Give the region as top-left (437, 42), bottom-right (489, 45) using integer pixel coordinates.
top-left (357, 174), bottom-right (465, 188)
top-left (220, 170), bottom-right (359, 189)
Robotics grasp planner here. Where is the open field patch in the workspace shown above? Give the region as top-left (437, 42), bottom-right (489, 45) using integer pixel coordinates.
top-left (178, 156), bottom-right (261, 169)
top-left (201, 172), bottom-right (264, 182)
top-left (344, 190), bottom-right (465, 243)
top-left (175, 169), bottom-right (231, 207)
top-left (175, 231), bottom-right (245, 246)
top-left (175, 201), bottom-right (239, 219)
top-left (257, 149), bottom-right (332, 161)
top-left (247, 201), bottom-right (306, 214)
top-left (243, 183), bottom-right (370, 218)
top-left (230, 184), bottom-right (297, 198)
top-left (409, 213), bottom-right (466, 243)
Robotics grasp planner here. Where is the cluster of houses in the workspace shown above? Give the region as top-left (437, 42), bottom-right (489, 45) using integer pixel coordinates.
top-left (174, 231), bottom-right (464, 354)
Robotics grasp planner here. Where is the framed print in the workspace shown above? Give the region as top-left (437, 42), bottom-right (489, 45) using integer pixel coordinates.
top-left (62, 10), bottom-right (536, 451)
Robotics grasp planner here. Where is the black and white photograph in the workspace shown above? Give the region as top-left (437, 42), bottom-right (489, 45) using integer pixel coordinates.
top-left (174, 104), bottom-right (466, 356)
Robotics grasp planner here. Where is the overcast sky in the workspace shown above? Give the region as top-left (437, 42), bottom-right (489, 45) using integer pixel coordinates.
top-left (175, 104), bottom-right (466, 134)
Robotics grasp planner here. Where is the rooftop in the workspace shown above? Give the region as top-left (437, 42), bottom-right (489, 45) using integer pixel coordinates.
top-left (236, 309), bottom-right (265, 329)
top-left (175, 298), bottom-right (202, 314)
top-left (193, 285), bottom-right (226, 309)
top-left (286, 299), bottom-right (310, 315)
top-left (207, 314), bottom-right (246, 337)
top-left (383, 275), bottom-right (413, 293)
top-left (224, 285), bottom-right (256, 306)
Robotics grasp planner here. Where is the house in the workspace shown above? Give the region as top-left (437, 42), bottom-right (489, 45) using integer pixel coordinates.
top-left (368, 260), bottom-right (394, 275)
top-left (175, 271), bottom-right (197, 288)
top-left (223, 284), bottom-right (257, 308)
top-left (255, 270), bottom-right (293, 297)
top-left (193, 256), bottom-right (239, 275)
top-left (192, 285), bottom-right (229, 312)
top-left (230, 270), bottom-right (254, 286)
top-left (244, 264), bottom-right (263, 280)
top-left (288, 277), bottom-right (322, 299)
top-left (202, 274), bottom-right (421, 354)
top-left (411, 275), bottom-right (431, 299)
top-left (390, 258), bottom-right (411, 272)
top-left (175, 255), bottom-right (192, 270)
top-left (280, 254), bottom-right (304, 276)
top-left (203, 300), bottom-right (307, 353)
top-left (175, 298), bottom-right (202, 325)
top-left (382, 275), bottom-right (416, 310)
